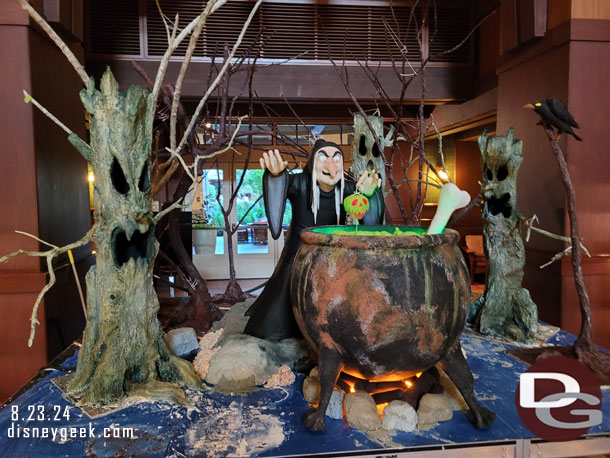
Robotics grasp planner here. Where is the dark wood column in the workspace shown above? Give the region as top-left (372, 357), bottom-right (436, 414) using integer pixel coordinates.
top-left (0, 2), bottom-right (47, 402)
top-left (0, 1), bottom-right (91, 402)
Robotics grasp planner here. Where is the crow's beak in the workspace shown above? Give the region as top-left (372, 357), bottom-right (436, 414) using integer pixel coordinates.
top-left (522, 103), bottom-right (535, 110)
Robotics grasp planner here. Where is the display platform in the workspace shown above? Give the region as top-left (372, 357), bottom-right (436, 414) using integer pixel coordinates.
top-left (1, 328), bottom-right (609, 458)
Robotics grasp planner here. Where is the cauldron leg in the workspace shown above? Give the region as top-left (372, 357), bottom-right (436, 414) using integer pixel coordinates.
top-left (439, 342), bottom-right (496, 429)
top-left (302, 346), bottom-right (343, 432)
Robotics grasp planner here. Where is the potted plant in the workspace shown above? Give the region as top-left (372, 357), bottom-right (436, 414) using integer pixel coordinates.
top-left (192, 208), bottom-right (216, 255)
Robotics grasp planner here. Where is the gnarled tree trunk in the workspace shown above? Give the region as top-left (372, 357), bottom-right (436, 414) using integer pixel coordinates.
top-left (469, 129), bottom-right (538, 342)
top-left (67, 69), bottom-right (200, 405)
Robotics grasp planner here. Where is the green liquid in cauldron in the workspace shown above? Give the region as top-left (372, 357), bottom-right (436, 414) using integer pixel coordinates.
top-left (313, 225), bottom-right (434, 236)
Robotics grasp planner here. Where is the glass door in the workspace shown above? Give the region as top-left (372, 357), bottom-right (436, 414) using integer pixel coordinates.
top-left (193, 165), bottom-right (285, 280)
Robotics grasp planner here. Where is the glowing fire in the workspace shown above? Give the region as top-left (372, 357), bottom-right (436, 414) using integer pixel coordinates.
top-left (376, 402), bottom-right (389, 419)
top-left (415, 372), bottom-right (422, 378)
top-left (404, 380), bottom-right (413, 388)
top-left (344, 381), bottom-right (356, 393)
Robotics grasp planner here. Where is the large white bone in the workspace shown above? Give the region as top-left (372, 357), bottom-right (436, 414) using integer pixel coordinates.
top-left (427, 183), bottom-right (471, 235)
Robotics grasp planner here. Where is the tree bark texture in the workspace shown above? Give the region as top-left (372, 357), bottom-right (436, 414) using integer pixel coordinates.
top-left (469, 129), bottom-right (538, 342)
top-left (542, 126), bottom-right (610, 377)
top-left (67, 69), bottom-right (200, 405)
top-left (168, 172), bottom-right (218, 327)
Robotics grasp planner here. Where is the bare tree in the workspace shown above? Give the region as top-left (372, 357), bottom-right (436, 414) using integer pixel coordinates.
top-left (327, 2), bottom-right (495, 225)
top-left (0, 0), bottom-right (260, 406)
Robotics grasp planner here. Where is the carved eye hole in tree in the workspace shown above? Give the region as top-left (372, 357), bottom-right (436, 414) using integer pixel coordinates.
top-left (111, 157), bottom-right (130, 195)
top-left (111, 227), bottom-right (154, 267)
top-left (138, 163), bottom-right (150, 193)
top-left (486, 168), bottom-right (493, 181)
top-left (497, 165), bottom-right (508, 181)
top-left (372, 141), bottom-right (381, 158)
top-left (488, 193), bottom-right (512, 218)
top-left (359, 135), bottom-right (367, 156)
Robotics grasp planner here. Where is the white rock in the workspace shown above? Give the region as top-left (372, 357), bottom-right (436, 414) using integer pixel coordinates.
top-left (382, 400), bottom-right (417, 432)
top-left (205, 336), bottom-right (277, 386)
top-left (344, 391), bottom-right (381, 431)
top-left (417, 393), bottom-right (453, 426)
top-left (302, 377), bottom-right (321, 404)
top-left (325, 389), bottom-right (345, 420)
top-left (165, 327), bottom-right (198, 356)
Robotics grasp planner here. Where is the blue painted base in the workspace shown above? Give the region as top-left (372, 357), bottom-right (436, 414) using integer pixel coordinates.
top-left (1, 328), bottom-right (609, 457)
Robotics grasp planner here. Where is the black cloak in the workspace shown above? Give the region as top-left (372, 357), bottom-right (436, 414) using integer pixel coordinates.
top-left (243, 140), bottom-right (384, 341)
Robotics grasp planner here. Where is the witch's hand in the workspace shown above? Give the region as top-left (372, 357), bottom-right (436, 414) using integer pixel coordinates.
top-left (260, 149), bottom-right (288, 176)
top-left (356, 171), bottom-right (382, 196)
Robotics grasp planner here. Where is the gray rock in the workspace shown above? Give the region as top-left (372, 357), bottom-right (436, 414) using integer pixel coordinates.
top-left (325, 389), bottom-right (345, 420)
top-left (417, 393), bottom-right (453, 426)
top-left (212, 298), bottom-right (255, 342)
top-left (205, 334), bottom-right (310, 390)
top-left (165, 327), bottom-right (198, 357)
top-left (382, 400), bottom-right (417, 432)
top-left (206, 335), bottom-right (277, 388)
top-left (344, 391), bottom-right (381, 431)
top-left (302, 377), bottom-right (320, 404)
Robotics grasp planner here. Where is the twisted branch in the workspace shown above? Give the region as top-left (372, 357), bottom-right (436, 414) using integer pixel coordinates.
top-left (0, 226), bottom-right (96, 346)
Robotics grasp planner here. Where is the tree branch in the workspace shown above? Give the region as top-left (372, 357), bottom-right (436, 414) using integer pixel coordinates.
top-left (0, 226), bottom-right (96, 346)
top-left (23, 90), bottom-right (91, 160)
top-left (176, 0), bottom-right (263, 155)
top-left (18, 0), bottom-right (89, 85)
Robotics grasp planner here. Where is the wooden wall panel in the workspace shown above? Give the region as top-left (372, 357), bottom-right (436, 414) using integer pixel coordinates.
top-left (0, 18), bottom-right (46, 404)
top-left (86, 60), bottom-right (476, 104)
top-left (28, 27), bottom-right (91, 360)
top-left (557, 34), bottom-right (610, 347)
top-left (561, 270), bottom-right (610, 349)
top-left (500, 0), bottom-right (519, 54)
top-left (453, 140), bottom-right (484, 242)
top-left (478, 10), bottom-right (500, 80)
top-left (0, 293), bottom-right (47, 402)
top-left (572, 0), bottom-right (610, 20)
top-left (566, 39), bottom-right (610, 254)
top-left (0, 27), bottom-right (40, 271)
top-left (547, 0), bottom-right (571, 30)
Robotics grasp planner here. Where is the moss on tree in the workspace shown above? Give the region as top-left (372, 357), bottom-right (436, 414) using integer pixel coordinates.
top-left (66, 69), bottom-right (200, 406)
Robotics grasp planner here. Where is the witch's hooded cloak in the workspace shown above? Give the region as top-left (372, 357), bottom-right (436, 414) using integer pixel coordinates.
top-left (243, 139), bottom-right (384, 341)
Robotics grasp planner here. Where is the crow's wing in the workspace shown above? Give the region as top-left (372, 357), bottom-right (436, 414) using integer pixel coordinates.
top-left (547, 97), bottom-right (580, 128)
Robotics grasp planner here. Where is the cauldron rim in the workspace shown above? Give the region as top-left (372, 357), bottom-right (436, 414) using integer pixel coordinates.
top-left (300, 225), bottom-right (460, 249)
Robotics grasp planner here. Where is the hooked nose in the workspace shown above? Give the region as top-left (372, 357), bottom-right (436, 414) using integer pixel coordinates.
top-left (326, 160), bottom-right (339, 175)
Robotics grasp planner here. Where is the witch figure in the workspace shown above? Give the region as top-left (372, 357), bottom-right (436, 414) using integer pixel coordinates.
top-left (244, 139), bottom-right (385, 341)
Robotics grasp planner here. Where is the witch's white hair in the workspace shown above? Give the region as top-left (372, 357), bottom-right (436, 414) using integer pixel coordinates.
top-left (311, 153), bottom-right (344, 225)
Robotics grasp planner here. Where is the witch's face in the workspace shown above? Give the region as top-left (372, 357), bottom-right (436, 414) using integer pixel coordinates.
top-left (314, 146), bottom-right (343, 192)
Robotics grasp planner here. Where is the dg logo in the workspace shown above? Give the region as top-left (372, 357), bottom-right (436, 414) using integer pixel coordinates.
top-left (516, 355), bottom-right (603, 441)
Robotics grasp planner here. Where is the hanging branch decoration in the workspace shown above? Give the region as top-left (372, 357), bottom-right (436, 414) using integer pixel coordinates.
top-left (519, 213), bottom-right (591, 268)
top-left (0, 227), bottom-right (95, 347)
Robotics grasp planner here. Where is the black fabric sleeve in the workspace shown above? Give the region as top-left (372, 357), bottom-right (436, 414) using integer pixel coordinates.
top-left (263, 169), bottom-right (290, 240)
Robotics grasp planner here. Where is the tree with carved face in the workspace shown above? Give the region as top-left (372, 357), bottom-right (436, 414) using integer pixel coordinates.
top-left (244, 140), bottom-right (384, 341)
top-left (64, 71), bottom-right (201, 404)
top-left (350, 113), bottom-right (391, 192)
top-left (468, 129), bottom-right (538, 342)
